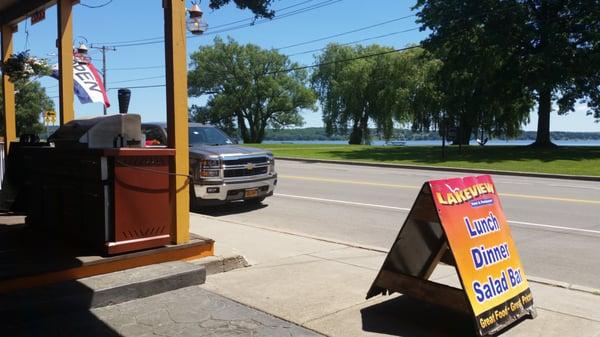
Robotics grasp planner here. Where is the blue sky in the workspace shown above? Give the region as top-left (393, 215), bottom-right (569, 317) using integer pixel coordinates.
top-left (10, 0), bottom-right (600, 132)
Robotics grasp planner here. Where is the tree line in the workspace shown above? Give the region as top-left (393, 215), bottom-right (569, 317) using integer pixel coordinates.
top-left (190, 0), bottom-right (600, 147)
top-left (263, 128), bottom-right (600, 142)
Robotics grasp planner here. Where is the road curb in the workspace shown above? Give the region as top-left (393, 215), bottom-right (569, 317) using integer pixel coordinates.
top-left (277, 157), bottom-right (600, 182)
top-left (528, 276), bottom-right (600, 296)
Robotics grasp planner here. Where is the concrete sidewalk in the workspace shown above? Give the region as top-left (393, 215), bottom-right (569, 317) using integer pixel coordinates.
top-left (191, 212), bottom-right (600, 337)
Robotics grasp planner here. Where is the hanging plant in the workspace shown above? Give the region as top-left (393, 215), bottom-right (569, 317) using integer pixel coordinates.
top-left (0, 51), bottom-right (52, 83)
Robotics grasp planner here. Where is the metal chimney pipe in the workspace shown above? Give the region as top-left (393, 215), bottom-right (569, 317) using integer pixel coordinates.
top-left (117, 88), bottom-right (131, 114)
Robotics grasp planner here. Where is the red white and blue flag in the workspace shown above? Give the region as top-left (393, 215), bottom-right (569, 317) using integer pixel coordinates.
top-left (52, 58), bottom-right (111, 108)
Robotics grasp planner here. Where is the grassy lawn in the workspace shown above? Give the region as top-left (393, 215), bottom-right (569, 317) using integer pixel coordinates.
top-left (245, 144), bottom-right (600, 176)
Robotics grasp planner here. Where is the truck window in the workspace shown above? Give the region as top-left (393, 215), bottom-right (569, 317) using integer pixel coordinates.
top-left (142, 126), bottom-right (166, 146)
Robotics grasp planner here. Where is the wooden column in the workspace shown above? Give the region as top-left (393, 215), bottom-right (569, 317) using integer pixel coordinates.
top-left (164, 0), bottom-right (190, 244)
top-left (57, 0), bottom-right (75, 125)
top-left (1, 25), bottom-right (17, 153)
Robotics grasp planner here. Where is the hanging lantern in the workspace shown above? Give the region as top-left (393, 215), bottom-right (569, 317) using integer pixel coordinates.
top-left (187, 2), bottom-right (208, 35)
top-left (74, 39), bottom-right (90, 64)
top-left (77, 42), bottom-right (89, 55)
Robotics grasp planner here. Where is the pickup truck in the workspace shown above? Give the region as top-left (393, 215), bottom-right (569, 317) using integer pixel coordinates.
top-left (141, 123), bottom-right (277, 207)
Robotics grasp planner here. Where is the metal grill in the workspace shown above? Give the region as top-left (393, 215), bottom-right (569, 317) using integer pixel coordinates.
top-left (223, 156), bottom-right (268, 166)
top-left (224, 166), bottom-right (268, 178)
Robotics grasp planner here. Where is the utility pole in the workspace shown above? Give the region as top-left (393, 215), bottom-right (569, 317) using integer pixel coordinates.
top-left (90, 44), bottom-right (116, 115)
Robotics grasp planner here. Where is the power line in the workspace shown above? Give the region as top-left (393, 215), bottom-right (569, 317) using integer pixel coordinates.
top-left (288, 27), bottom-right (420, 56)
top-left (276, 14), bottom-right (416, 51)
top-left (109, 65), bottom-right (165, 71)
top-left (105, 45), bottom-right (421, 90)
top-left (209, 0), bottom-right (318, 30)
top-left (270, 45), bottom-right (421, 75)
top-left (108, 84), bottom-right (166, 90)
top-left (202, 0), bottom-right (344, 37)
top-left (89, 0), bottom-right (318, 46)
top-left (104, 25), bottom-right (419, 72)
top-left (110, 75), bottom-right (165, 84)
top-left (104, 0), bottom-right (345, 48)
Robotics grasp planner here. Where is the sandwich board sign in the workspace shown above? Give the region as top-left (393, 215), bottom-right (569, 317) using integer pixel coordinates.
top-left (367, 175), bottom-right (535, 336)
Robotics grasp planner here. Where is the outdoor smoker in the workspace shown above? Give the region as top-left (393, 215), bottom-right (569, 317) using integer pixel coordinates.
top-left (16, 114), bottom-right (174, 255)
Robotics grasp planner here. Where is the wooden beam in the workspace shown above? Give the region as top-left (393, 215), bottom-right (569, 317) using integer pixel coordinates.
top-left (164, 0), bottom-right (190, 244)
top-left (1, 25), bottom-right (16, 153)
top-left (0, 0), bottom-right (57, 27)
top-left (57, 0), bottom-right (74, 125)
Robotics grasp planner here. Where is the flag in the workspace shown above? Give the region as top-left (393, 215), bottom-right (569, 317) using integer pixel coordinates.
top-left (52, 59), bottom-right (111, 108)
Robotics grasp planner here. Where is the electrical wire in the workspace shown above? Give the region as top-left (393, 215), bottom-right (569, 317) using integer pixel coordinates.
top-left (209, 0), bottom-right (318, 30)
top-left (110, 75), bottom-right (165, 84)
top-left (104, 45), bottom-right (421, 89)
top-left (107, 84), bottom-right (166, 90)
top-left (268, 45), bottom-right (421, 75)
top-left (101, 0), bottom-right (345, 48)
top-left (90, 0), bottom-right (321, 46)
top-left (109, 65), bottom-right (165, 71)
top-left (276, 14), bottom-right (416, 51)
top-left (288, 27), bottom-right (420, 56)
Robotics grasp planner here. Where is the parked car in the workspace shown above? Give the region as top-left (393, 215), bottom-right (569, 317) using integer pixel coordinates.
top-left (141, 123), bottom-right (277, 207)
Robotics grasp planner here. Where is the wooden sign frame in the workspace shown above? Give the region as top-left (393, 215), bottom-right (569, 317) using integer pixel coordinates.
top-left (367, 175), bottom-right (536, 336)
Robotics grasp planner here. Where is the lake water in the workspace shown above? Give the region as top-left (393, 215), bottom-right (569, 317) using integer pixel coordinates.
top-left (263, 140), bottom-right (600, 146)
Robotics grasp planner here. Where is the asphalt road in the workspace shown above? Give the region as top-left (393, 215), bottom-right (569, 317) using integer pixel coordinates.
top-left (202, 159), bottom-right (600, 289)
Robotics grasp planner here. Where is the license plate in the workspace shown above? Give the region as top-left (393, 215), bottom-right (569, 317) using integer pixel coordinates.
top-left (244, 188), bottom-right (258, 198)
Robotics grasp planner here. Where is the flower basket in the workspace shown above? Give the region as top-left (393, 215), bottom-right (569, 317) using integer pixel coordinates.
top-left (0, 51), bottom-right (52, 83)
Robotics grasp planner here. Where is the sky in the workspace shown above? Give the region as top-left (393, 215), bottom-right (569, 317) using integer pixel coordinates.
top-left (9, 0), bottom-right (600, 132)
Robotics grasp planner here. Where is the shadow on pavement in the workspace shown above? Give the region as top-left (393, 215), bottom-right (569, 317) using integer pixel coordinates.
top-left (361, 295), bottom-right (476, 337)
top-left (1, 280), bottom-right (122, 337)
top-left (193, 200), bottom-right (268, 216)
top-left (0, 215), bottom-right (121, 336)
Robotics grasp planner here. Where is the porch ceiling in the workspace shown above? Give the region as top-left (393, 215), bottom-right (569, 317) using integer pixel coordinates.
top-left (0, 0), bottom-right (56, 27)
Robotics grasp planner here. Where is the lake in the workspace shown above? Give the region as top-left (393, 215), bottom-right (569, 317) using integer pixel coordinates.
top-left (263, 140), bottom-right (600, 146)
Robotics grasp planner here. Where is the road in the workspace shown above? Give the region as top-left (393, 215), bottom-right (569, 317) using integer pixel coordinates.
top-left (201, 159), bottom-right (600, 289)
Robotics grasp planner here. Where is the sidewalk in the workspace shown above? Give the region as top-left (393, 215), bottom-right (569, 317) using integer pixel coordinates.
top-left (3, 285), bottom-right (322, 337)
top-left (190, 212), bottom-right (600, 337)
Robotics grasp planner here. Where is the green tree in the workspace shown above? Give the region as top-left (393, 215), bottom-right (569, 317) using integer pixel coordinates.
top-left (415, 0), bottom-right (600, 147)
top-left (0, 80), bottom-right (53, 136)
top-left (188, 37), bottom-right (317, 143)
top-left (207, 0), bottom-right (276, 18)
top-left (312, 45), bottom-right (441, 144)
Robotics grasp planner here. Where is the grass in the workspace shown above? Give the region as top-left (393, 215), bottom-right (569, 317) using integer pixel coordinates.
top-left (244, 144), bottom-right (600, 176)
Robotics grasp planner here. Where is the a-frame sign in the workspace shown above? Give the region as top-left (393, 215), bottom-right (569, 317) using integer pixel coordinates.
top-left (367, 175), bottom-right (536, 336)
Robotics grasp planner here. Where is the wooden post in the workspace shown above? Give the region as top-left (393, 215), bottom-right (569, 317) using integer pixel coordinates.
top-left (1, 25), bottom-right (17, 153)
top-left (57, 0), bottom-right (75, 125)
top-left (164, 0), bottom-right (190, 244)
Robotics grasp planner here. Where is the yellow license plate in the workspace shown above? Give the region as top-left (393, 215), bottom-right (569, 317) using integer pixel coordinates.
top-left (244, 188), bottom-right (258, 198)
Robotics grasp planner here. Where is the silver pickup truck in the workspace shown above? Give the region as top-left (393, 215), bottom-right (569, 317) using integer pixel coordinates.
top-left (141, 123), bottom-right (277, 207)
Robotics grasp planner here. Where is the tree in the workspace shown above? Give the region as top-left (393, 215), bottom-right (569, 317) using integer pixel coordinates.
top-left (0, 80), bottom-right (53, 136)
top-left (312, 44), bottom-right (403, 144)
top-left (189, 104), bottom-right (237, 137)
top-left (207, 0), bottom-right (276, 18)
top-left (188, 37), bottom-right (317, 143)
top-left (415, 0), bottom-right (600, 147)
top-left (312, 44), bottom-right (442, 144)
